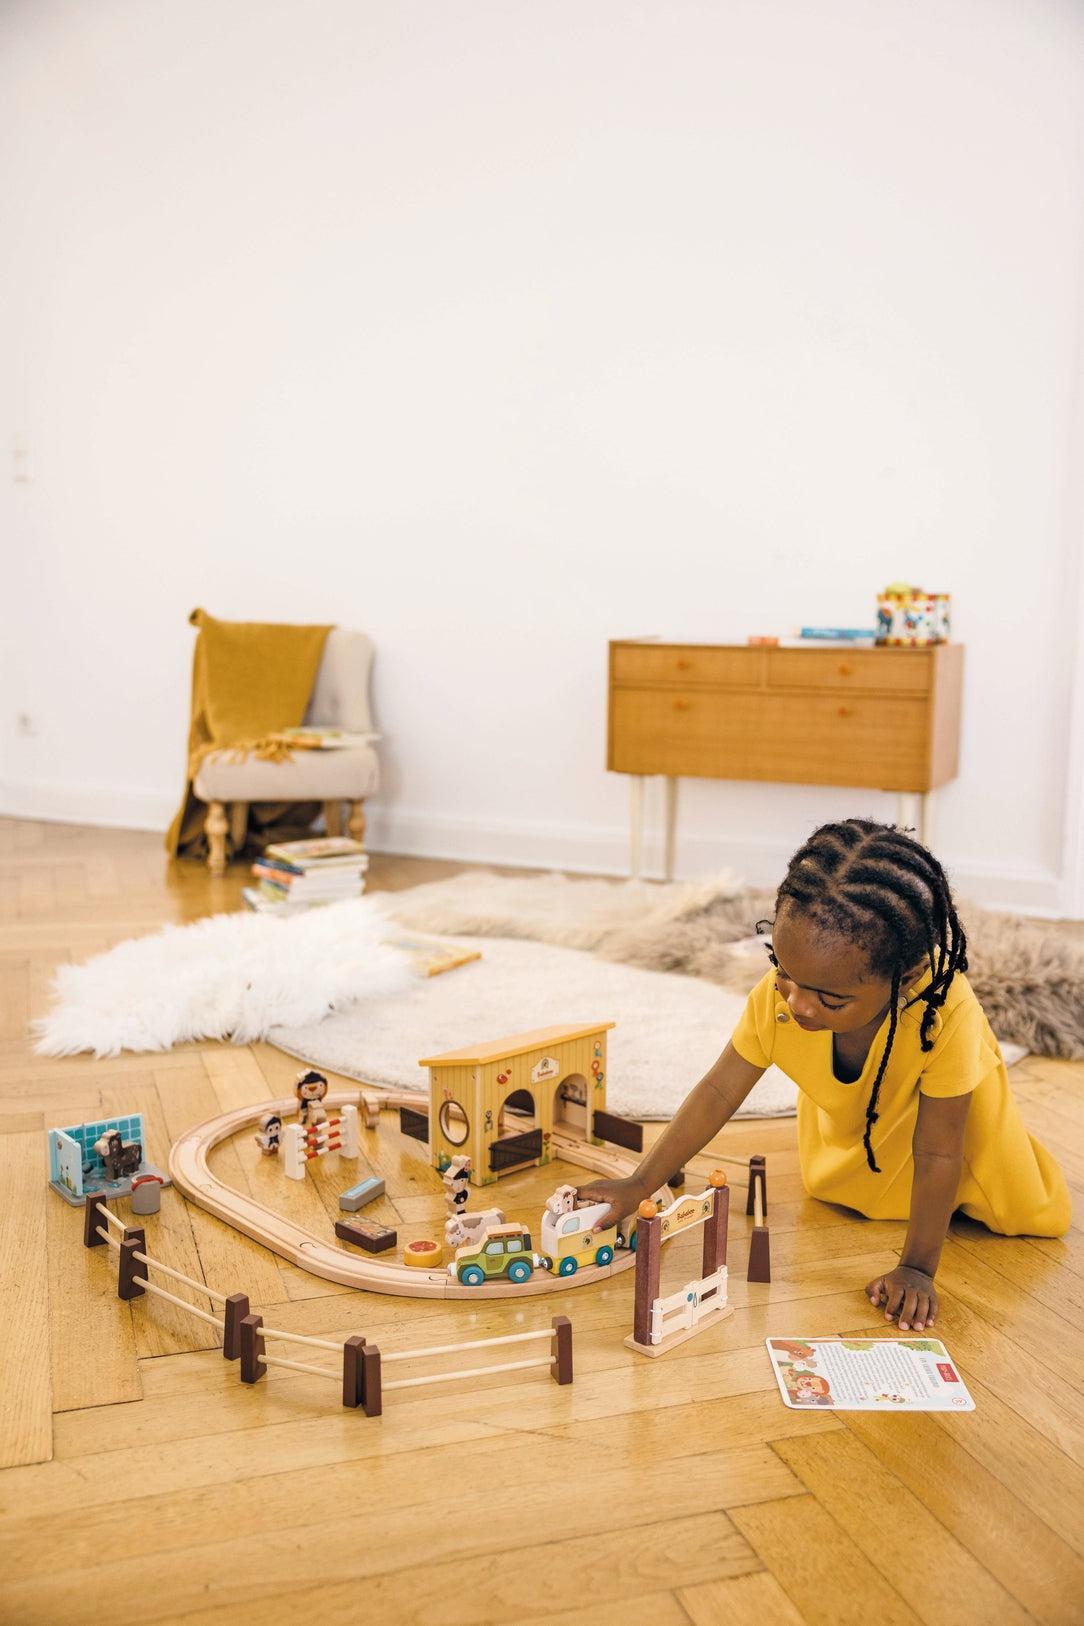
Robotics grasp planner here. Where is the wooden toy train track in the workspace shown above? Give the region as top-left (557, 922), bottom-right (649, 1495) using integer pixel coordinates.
top-left (169, 1090), bottom-right (642, 1301)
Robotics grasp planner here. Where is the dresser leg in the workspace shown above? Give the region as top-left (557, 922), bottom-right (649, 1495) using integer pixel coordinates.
top-left (662, 776), bottom-right (678, 881)
top-left (920, 789), bottom-right (937, 850)
top-left (896, 791), bottom-right (919, 832)
top-left (629, 776), bottom-right (645, 879)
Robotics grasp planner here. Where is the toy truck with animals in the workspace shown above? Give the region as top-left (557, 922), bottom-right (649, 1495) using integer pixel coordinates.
top-left (449, 1221), bottom-right (552, 1286)
top-left (540, 1184), bottom-right (618, 1275)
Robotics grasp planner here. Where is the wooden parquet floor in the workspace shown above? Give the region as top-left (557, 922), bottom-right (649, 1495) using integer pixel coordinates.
top-left (1, 816), bottom-right (1083, 1626)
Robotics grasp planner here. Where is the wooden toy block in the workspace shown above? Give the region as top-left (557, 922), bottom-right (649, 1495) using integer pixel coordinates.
top-left (747, 1172), bottom-right (770, 1282)
top-left (747, 1225), bottom-right (771, 1283)
top-left (335, 1216), bottom-right (397, 1253)
top-left (551, 1315), bottom-right (573, 1385)
top-left (746, 1153), bottom-right (767, 1216)
top-left (339, 1176), bottom-right (385, 1212)
top-left (361, 1342), bottom-right (382, 1416)
top-left (404, 1238), bottom-right (442, 1268)
top-left (360, 1094), bottom-right (381, 1130)
top-left (117, 1227), bottom-right (147, 1301)
top-left (222, 1293), bottom-right (251, 1360)
top-left (342, 1335), bottom-right (366, 1408)
top-left (240, 1313), bottom-right (265, 1384)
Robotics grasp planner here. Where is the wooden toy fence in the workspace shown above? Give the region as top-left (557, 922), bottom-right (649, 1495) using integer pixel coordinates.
top-left (625, 1172), bottom-right (732, 1358)
top-left (82, 1192), bottom-right (571, 1414)
top-left (283, 1104), bottom-right (359, 1179)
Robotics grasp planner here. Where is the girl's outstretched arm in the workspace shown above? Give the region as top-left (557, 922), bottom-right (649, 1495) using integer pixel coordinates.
top-left (576, 1041), bottom-right (765, 1230)
top-left (865, 1090), bottom-right (971, 1331)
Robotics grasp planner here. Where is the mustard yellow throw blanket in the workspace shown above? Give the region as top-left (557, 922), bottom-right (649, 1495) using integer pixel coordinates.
top-left (166, 608), bottom-right (332, 859)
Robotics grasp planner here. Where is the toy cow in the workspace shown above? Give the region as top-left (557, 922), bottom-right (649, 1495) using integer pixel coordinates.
top-left (94, 1129), bottom-right (143, 1181)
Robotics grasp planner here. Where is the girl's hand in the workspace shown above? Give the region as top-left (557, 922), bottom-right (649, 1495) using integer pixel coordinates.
top-left (575, 1176), bottom-right (648, 1235)
top-left (865, 1265), bottom-right (939, 1332)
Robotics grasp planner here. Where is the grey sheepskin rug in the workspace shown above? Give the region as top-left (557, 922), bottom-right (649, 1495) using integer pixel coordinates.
top-left (389, 870), bottom-right (1084, 1060)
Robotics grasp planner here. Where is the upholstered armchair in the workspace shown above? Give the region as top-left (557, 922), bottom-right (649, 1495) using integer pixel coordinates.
top-left (192, 628), bottom-right (379, 876)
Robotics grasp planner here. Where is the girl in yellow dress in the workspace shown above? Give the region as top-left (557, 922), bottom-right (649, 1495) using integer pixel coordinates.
top-left (579, 818), bottom-right (1071, 1334)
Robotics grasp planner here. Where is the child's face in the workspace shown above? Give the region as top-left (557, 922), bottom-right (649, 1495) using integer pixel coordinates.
top-left (770, 908), bottom-right (915, 1036)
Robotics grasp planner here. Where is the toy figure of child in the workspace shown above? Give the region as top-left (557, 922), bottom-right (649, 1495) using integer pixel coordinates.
top-left (579, 819), bottom-right (1070, 1334)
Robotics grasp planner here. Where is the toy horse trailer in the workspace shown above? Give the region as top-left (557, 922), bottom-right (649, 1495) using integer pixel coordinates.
top-left (49, 1114), bottom-right (171, 1207)
top-left (405, 1022), bottom-right (642, 1189)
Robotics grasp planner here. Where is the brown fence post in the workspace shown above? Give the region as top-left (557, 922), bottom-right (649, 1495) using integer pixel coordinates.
top-left (551, 1315), bottom-right (573, 1385)
top-left (746, 1154), bottom-right (767, 1216)
top-left (83, 1191), bottom-right (109, 1248)
top-left (239, 1314), bottom-right (266, 1384)
top-left (360, 1343), bottom-right (382, 1416)
top-left (117, 1227), bottom-right (147, 1300)
top-left (632, 1209), bottom-right (662, 1349)
top-left (703, 1174), bottom-right (730, 1276)
top-left (222, 1294), bottom-right (250, 1361)
top-left (342, 1336), bottom-right (366, 1409)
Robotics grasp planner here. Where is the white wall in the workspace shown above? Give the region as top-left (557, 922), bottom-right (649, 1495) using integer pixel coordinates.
top-left (2, 0), bottom-right (1083, 913)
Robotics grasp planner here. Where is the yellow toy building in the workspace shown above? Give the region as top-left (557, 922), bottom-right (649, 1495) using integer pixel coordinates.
top-left (420, 1022), bottom-right (616, 1188)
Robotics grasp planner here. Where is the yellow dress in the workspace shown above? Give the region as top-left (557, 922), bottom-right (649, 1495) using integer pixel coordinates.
top-left (731, 968), bottom-right (1071, 1236)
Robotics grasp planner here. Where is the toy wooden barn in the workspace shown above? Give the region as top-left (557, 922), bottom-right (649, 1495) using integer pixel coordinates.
top-left (413, 1021), bottom-right (638, 1188)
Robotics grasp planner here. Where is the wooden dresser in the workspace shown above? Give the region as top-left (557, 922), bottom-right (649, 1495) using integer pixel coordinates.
top-left (607, 639), bottom-right (964, 876)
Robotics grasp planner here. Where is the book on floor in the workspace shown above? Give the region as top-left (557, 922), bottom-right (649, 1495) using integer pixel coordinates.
top-left (766, 1337), bottom-right (975, 1411)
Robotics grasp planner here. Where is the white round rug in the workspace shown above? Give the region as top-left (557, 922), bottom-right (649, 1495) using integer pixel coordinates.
top-left (269, 934), bottom-right (799, 1121)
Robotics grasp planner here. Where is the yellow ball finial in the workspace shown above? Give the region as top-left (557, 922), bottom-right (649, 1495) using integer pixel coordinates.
top-left (638, 1199), bottom-right (659, 1220)
top-left (709, 1168), bottom-right (728, 1187)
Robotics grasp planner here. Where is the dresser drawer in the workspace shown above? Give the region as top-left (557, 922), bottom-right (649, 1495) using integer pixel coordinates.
top-left (766, 647), bottom-right (933, 693)
top-left (609, 689), bottom-right (932, 791)
top-left (611, 643), bottom-right (764, 689)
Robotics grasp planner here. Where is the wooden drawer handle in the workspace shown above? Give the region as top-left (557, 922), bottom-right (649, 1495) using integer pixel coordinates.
top-left (676, 659), bottom-right (692, 671)
top-left (838, 663), bottom-right (852, 676)
top-left (838, 705), bottom-right (852, 718)
top-left (675, 699), bottom-right (692, 712)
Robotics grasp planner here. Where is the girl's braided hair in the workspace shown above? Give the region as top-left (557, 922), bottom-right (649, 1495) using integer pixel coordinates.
top-left (772, 819), bottom-right (967, 1173)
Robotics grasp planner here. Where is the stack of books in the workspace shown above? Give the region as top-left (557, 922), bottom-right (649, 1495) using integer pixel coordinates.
top-left (242, 837), bottom-right (370, 915)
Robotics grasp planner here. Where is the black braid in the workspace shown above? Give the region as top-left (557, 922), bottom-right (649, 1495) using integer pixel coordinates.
top-left (774, 819), bottom-right (968, 1173)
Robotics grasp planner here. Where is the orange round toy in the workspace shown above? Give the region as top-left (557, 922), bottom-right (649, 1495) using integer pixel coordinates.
top-left (404, 1238), bottom-right (442, 1268)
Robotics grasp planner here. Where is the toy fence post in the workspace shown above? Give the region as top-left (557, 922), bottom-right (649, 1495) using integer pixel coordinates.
top-left (360, 1342), bottom-right (382, 1417)
top-left (342, 1335), bottom-right (366, 1409)
top-left (222, 1293), bottom-right (251, 1361)
top-left (551, 1315), bottom-right (573, 1385)
top-left (746, 1155), bottom-right (767, 1217)
top-left (283, 1125), bottom-right (306, 1180)
top-left (340, 1104), bottom-right (359, 1158)
top-left (702, 1175), bottom-right (729, 1278)
top-left (117, 1227), bottom-right (147, 1300)
top-left (240, 1314), bottom-right (266, 1384)
top-left (83, 1190), bottom-right (109, 1248)
top-left (748, 1174), bottom-right (771, 1283)
top-left (631, 1210), bottom-right (663, 1349)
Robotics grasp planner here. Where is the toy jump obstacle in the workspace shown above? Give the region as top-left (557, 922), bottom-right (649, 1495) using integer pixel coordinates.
top-left (625, 1170), bottom-right (732, 1358)
top-left (81, 1190), bottom-right (573, 1415)
top-left (283, 1104), bottom-right (359, 1179)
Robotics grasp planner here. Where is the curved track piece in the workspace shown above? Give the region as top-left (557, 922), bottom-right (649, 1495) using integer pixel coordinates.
top-left (169, 1091), bottom-right (639, 1301)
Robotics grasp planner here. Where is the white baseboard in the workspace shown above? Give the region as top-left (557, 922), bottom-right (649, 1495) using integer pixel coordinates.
top-left (0, 782), bottom-right (1071, 917)
top-left (0, 778), bottom-right (176, 832)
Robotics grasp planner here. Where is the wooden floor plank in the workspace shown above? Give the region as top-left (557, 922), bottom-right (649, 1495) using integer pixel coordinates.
top-left (681, 1571), bottom-right (808, 1626)
top-left (48, 1190), bottom-right (143, 1414)
top-left (729, 1496), bottom-right (921, 1626)
top-left (0, 1131), bottom-right (53, 1465)
top-left (773, 1430), bottom-right (1032, 1625)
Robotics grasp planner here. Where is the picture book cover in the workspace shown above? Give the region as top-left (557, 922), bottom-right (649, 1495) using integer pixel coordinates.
top-left (382, 933), bottom-right (482, 977)
top-left (767, 1337), bottom-right (975, 1411)
top-left (264, 837), bottom-right (368, 864)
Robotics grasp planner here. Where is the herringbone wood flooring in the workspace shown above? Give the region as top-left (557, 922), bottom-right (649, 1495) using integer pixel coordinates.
top-left (1, 816), bottom-right (1082, 1626)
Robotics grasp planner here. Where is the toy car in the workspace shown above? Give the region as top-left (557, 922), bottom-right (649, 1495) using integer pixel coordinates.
top-left (540, 1197), bottom-right (617, 1276)
top-left (449, 1222), bottom-right (551, 1286)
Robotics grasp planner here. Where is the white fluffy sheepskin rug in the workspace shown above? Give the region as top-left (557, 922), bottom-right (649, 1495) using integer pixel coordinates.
top-left (34, 897), bottom-right (414, 1057)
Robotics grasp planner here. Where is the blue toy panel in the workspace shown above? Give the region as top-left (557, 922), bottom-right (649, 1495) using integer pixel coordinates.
top-left (49, 1114), bottom-right (146, 1196)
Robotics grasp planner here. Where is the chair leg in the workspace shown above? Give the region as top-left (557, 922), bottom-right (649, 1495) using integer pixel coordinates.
top-left (324, 800), bottom-right (344, 838)
top-left (206, 802), bottom-right (228, 878)
top-left (229, 802), bottom-right (248, 850)
top-left (348, 800), bottom-right (367, 848)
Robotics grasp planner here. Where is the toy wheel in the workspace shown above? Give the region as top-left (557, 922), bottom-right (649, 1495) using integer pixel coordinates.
top-left (507, 1259), bottom-right (532, 1283)
top-left (595, 1245), bottom-right (614, 1267)
top-left (558, 1255), bottom-right (578, 1276)
top-left (460, 1265), bottom-right (485, 1287)
top-left (629, 1230), bottom-right (637, 1253)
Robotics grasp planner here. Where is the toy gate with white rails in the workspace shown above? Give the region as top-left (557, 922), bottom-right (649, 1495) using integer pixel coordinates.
top-left (624, 1171), bottom-right (732, 1358)
top-left (283, 1105), bottom-right (359, 1179)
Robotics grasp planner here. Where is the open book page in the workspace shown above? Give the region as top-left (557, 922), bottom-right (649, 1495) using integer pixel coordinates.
top-left (767, 1337), bottom-right (975, 1411)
